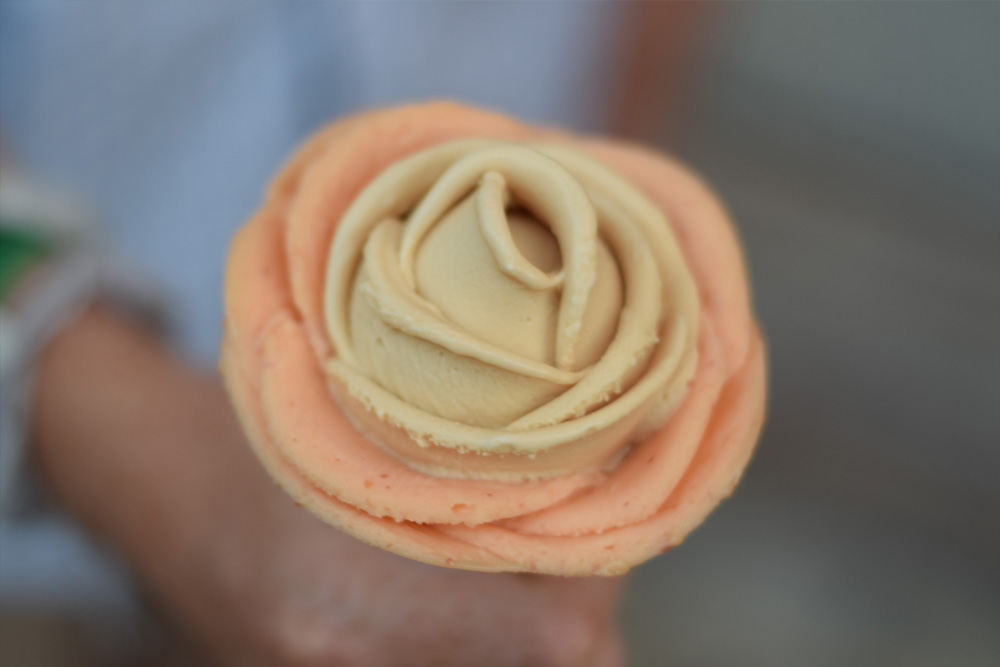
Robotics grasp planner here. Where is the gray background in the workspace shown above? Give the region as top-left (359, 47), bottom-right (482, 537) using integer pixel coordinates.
top-left (623, 3), bottom-right (1000, 666)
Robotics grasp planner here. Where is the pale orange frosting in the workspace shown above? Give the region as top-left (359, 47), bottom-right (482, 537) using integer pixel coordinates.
top-left (221, 102), bottom-right (766, 575)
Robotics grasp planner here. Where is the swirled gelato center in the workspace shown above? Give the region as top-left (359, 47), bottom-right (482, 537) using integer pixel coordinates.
top-left (323, 140), bottom-right (699, 478)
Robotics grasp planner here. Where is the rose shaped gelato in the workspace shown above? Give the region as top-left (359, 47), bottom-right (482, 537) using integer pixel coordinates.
top-left (221, 102), bottom-right (766, 575)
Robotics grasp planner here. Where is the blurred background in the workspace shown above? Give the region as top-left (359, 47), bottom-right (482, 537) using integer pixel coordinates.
top-left (1, 1), bottom-right (998, 666)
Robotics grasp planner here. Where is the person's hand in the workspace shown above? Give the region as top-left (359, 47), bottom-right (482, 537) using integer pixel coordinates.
top-left (31, 309), bottom-right (625, 666)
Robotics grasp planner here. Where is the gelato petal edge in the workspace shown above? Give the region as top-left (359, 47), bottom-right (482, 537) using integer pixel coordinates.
top-left (221, 102), bottom-right (766, 574)
top-left (323, 138), bottom-right (700, 479)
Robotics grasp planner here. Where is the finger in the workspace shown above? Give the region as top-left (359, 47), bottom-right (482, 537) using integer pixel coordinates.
top-left (590, 629), bottom-right (627, 667)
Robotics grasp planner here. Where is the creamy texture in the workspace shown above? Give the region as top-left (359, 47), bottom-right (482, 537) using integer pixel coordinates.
top-left (222, 101), bottom-right (766, 574)
top-left (324, 140), bottom-right (700, 479)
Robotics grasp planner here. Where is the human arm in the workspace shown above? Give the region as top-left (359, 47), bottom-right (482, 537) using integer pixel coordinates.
top-left (31, 307), bottom-right (625, 667)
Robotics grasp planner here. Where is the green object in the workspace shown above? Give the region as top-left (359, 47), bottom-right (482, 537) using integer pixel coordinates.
top-left (0, 223), bottom-right (53, 300)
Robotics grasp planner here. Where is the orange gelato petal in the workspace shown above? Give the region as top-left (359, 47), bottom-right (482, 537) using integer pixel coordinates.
top-left (497, 318), bottom-right (727, 537)
top-left (439, 334), bottom-right (765, 575)
top-left (224, 199), bottom-right (295, 381)
top-left (257, 316), bottom-right (603, 526)
top-left (221, 340), bottom-right (512, 571)
top-left (221, 101), bottom-right (767, 575)
top-left (223, 332), bottom-right (763, 575)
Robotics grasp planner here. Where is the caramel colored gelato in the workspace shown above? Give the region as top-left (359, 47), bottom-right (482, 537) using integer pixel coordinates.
top-left (221, 102), bottom-right (765, 575)
top-left (326, 139), bottom-right (699, 480)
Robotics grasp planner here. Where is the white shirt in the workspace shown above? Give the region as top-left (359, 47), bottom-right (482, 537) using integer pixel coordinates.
top-left (0, 0), bottom-right (621, 360)
top-left (0, 0), bottom-right (623, 613)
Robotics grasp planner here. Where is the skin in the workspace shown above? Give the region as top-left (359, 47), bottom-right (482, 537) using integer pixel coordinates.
top-left (29, 307), bottom-right (625, 667)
